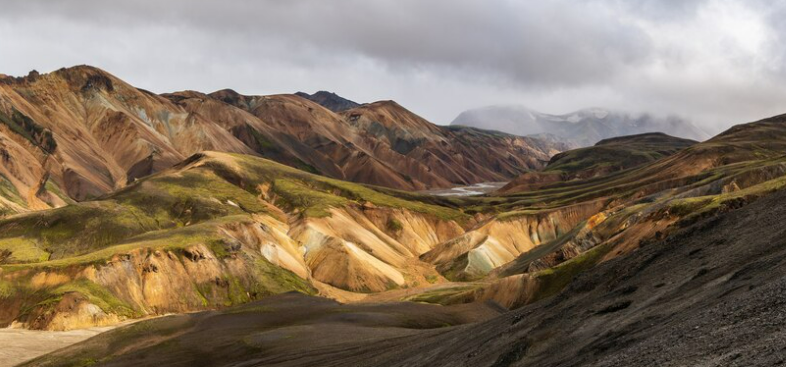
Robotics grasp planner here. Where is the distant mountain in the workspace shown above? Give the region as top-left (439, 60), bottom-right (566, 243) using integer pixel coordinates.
top-left (451, 105), bottom-right (711, 146)
top-left (294, 90), bottom-right (360, 112)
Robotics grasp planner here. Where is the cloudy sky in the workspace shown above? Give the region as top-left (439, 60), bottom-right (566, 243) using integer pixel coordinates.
top-left (1, 0), bottom-right (785, 133)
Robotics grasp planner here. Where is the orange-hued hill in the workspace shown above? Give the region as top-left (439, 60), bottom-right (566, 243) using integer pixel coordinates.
top-left (0, 66), bottom-right (567, 213)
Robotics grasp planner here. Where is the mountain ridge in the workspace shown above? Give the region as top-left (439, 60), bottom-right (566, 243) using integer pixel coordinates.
top-left (0, 65), bottom-right (568, 215)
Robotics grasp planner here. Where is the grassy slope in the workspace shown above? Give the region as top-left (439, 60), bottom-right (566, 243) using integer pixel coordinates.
top-left (544, 132), bottom-right (696, 176)
top-left (0, 151), bottom-right (467, 268)
top-left (0, 152), bottom-right (475, 326)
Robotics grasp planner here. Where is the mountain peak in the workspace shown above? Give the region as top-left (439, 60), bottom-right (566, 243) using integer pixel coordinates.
top-left (294, 90), bottom-right (360, 112)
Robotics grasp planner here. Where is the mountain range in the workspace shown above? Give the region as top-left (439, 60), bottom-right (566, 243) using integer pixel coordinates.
top-left (2, 66), bottom-right (786, 367)
top-left (451, 105), bottom-right (711, 146)
top-left (0, 66), bottom-right (568, 215)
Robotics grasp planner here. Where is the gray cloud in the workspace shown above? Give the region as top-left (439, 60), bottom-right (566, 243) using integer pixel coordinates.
top-left (1, 0), bottom-right (785, 132)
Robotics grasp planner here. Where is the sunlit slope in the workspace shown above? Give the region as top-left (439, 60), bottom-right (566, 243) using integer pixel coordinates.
top-left (0, 152), bottom-right (475, 330)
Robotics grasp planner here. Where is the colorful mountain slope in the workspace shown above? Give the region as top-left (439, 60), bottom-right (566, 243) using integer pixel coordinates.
top-left (0, 66), bottom-right (567, 216)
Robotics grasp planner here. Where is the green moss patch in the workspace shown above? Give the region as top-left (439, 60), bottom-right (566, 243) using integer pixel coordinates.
top-left (52, 279), bottom-right (138, 318)
top-left (0, 238), bottom-right (49, 263)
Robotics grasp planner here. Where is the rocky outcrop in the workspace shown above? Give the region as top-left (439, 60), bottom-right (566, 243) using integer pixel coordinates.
top-left (422, 200), bottom-right (605, 280)
top-left (289, 207), bottom-right (463, 292)
top-left (0, 221), bottom-right (316, 330)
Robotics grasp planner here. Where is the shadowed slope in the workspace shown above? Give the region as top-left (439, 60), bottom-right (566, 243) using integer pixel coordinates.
top-left (20, 293), bottom-right (503, 367)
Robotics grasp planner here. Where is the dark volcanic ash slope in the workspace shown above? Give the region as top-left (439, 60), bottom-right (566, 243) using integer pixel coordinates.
top-left (344, 189), bottom-right (786, 366)
top-left (21, 293), bottom-right (503, 367)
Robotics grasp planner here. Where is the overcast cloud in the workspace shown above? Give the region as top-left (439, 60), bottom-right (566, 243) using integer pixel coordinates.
top-left (1, 0), bottom-right (785, 133)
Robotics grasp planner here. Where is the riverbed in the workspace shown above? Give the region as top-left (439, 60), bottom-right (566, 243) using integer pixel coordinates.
top-left (420, 182), bottom-right (506, 196)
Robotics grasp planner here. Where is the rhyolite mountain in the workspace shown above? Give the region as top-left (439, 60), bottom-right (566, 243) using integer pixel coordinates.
top-left (451, 104), bottom-right (711, 146)
top-left (0, 66), bottom-right (568, 214)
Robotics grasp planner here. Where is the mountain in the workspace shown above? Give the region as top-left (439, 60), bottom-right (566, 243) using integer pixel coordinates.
top-left (208, 91), bottom-right (568, 191)
top-left (0, 66), bottom-right (567, 215)
top-left (294, 90), bottom-right (360, 112)
top-left (451, 105), bottom-right (711, 146)
top-left (498, 132), bottom-right (697, 193)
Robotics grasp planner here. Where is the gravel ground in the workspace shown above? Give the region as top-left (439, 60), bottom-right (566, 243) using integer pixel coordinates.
top-left (0, 327), bottom-right (111, 367)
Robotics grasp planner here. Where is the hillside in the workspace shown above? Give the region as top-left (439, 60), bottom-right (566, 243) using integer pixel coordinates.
top-left (451, 105), bottom-right (710, 146)
top-left (209, 93), bottom-right (568, 191)
top-left (0, 150), bottom-right (486, 330)
top-left (499, 132), bottom-right (697, 193)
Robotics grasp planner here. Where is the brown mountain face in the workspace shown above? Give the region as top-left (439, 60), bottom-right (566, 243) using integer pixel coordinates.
top-left (208, 90), bottom-right (569, 190)
top-left (0, 66), bottom-right (566, 214)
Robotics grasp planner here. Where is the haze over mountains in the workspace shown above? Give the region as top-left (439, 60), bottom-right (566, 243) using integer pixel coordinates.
top-left (452, 105), bottom-right (711, 146)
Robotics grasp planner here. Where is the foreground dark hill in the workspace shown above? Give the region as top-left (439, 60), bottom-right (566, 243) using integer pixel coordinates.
top-left (27, 185), bottom-right (786, 367)
top-left (21, 293), bottom-right (503, 367)
top-left (344, 187), bottom-right (786, 366)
